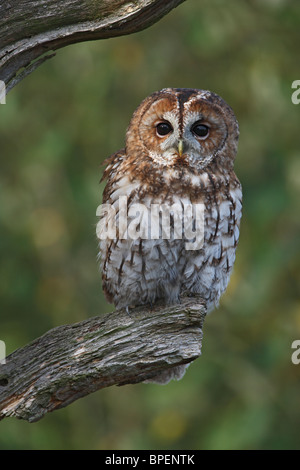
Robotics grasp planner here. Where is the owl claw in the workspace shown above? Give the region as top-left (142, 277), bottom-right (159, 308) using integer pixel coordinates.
top-left (125, 306), bottom-right (131, 316)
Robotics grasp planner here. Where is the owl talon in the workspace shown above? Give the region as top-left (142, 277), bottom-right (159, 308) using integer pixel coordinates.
top-left (125, 306), bottom-right (131, 317)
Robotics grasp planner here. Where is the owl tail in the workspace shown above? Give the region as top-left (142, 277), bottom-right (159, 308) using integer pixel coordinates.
top-left (143, 364), bottom-right (190, 385)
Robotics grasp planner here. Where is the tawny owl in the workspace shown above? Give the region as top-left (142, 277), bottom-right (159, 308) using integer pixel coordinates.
top-left (97, 88), bottom-right (242, 383)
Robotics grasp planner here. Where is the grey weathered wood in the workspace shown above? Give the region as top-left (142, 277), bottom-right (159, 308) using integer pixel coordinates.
top-left (0, 0), bottom-right (186, 92)
top-left (0, 297), bottom-right (206, 422)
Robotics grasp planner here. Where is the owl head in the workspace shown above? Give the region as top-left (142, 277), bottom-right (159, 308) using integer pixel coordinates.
top-left (126, 88), bottom-right (239, 172)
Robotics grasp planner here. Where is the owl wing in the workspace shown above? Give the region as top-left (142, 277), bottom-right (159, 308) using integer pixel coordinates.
top-left (100, 149), bottom-right (126, 201)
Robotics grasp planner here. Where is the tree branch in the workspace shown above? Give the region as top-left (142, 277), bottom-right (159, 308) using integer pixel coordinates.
top-left (0, 0), bottom-right (185, 92)
top-left (0, 297), bottom-right (206, 422)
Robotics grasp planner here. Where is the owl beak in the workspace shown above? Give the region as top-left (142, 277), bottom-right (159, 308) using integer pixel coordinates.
top-left (178, 140), bottom-right (184, 158)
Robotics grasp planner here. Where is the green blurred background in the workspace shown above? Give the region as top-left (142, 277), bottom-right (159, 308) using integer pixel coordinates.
top-left (0, 0), bottom-right (299, 450)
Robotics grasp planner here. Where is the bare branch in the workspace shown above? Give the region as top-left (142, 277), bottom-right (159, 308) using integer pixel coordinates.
top-left (0, 297), bottom-right (206, 422)
top-left (0, 0), bottom-right (186, 92)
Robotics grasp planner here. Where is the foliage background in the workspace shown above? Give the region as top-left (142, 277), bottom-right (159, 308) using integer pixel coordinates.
top-left (0, 0), bottom-right (299, 450)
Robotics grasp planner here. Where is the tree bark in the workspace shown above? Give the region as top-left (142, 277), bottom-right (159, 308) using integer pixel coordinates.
top-left (0, 297), bottom-right (206, 422)
top-left (0, 0), bottom-right (185, 92)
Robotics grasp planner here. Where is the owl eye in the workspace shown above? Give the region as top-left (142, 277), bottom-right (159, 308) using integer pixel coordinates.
top-left (191, 122), bottom-right (210, 139)
top-left (156, 121), bottom-right (173, 137)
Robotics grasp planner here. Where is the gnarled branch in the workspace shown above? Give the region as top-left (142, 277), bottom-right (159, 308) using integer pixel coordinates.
top-left (0, 0), bottom-right (185, 92)
top-left (0, 297), bottom-right (206, 422)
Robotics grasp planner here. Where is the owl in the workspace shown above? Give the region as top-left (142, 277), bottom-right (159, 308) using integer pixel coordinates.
top-left (97, 88), bottom-right (242, 383)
